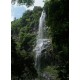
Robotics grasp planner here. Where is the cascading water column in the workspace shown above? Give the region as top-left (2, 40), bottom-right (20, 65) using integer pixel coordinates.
top-left (37, 10), bottom-right (46, 39)
top-left (34, 11), bottom-right (46, 73)
top-left (34, 11), bottom-right (51, 78)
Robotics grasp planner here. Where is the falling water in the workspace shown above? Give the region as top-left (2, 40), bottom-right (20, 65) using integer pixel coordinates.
top-left (34, 11), bottom-right (51, 76)
top-left (37, 10), bottom-right (46, 39)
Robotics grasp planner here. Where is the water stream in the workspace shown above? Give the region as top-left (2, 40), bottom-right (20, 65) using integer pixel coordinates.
top-left (34, 11), bottom-right (51, 78)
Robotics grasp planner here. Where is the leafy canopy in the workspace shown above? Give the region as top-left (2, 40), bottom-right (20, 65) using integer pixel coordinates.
top-left (11, 0), bottom-right (34, 7)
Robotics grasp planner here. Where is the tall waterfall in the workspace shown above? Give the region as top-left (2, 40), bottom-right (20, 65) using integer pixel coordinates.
top-left (34, 11), bottom-right (51, 75)
top-left (37, 11), bottom-right (46, 39)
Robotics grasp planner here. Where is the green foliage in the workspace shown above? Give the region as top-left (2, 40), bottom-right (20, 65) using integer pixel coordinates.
top-left (44, 0), bottom-right (69, 80)
top-left (20, 33), bottom-right (36, 51)
top-left (11, 19), bottom-right (22, 41)
top-left (11, 6), bottom-right (42, 79)
top-left (11, 38), bottom-right (38, 80)
top-left (11, 0), bottom-right (34, 7)
top-left (11, 6), bottom-right (42, 41)
top-left (11, 0), bottom-right (69, 79)
top-left (43, 66), bottom-right (60, 80)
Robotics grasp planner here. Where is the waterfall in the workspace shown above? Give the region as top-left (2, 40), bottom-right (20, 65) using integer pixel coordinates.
top-left (37, 10), bottom-right (46, 39)
top-left (34, 11), bottom-right (51, 76)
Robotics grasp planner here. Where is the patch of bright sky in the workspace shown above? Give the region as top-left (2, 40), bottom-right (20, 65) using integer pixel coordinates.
top-left (11, 0), bottom-right (44, 21)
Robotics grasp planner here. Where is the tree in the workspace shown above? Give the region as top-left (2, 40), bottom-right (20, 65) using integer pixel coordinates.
top-left (11, 6), bottom-right (42, 79)
top-left (44, 0), bottom-right (69, 80)
top-left (11, 0), bottom-right (34, 7)
top-left (11, 37), bottom-right (37, 80)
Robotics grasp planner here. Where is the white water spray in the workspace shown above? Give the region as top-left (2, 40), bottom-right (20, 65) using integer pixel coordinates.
top-left (34, 11), bottom-right (51, 74)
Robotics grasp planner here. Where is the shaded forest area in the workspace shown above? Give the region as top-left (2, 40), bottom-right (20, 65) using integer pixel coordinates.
top-left (11, 6), bottom-right (42, 80)
top-left (11, 0), bottom-right (69, 80)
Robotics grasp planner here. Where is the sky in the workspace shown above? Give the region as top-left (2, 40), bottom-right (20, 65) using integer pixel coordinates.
top-left (11, 0), bottom-right (44, 21)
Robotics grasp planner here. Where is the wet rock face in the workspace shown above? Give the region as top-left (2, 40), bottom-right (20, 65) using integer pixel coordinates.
top-left (35, 39), bottom-right (51, 51)
top-left (40, 45), bottom-right (53, 69)
top-left (34, 39), bottom-right (51, 57)
top-left (34, 39), bottom-right (53, 70)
